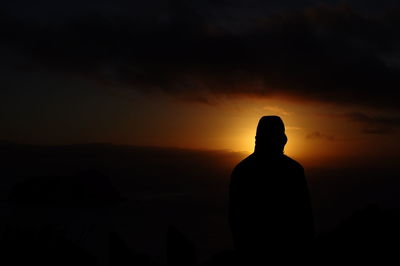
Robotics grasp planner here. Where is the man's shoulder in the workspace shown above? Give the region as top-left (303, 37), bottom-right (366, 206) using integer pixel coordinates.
top-left (282, 154), bottom-right (304, 171)
top-left (232, 153), bottom-right (304, 174)
top-left (232, 154), bottom-right (256, 172)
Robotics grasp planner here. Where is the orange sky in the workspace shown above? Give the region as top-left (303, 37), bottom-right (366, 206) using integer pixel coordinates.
top-left (2, 86), bottom-right (399, 169)
top-left (102, 90), bottom-right (399, 168)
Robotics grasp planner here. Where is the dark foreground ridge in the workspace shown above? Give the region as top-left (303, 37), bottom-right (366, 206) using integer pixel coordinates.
top-left (0, 143), bottom-right (400, 265)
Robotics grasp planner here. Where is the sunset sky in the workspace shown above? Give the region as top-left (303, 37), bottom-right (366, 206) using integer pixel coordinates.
top-left (1, 0), bottom-right (400, 168)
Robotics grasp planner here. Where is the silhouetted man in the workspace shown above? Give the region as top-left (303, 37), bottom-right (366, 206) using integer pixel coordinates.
top-left (229, 116), bottom-right (313, 262)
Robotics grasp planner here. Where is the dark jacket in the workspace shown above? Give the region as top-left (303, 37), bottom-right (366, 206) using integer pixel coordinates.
top-left (229, 153), bottom-right (314, 253)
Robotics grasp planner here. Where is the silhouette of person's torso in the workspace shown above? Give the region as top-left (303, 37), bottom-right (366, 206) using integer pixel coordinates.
top-left (229, 153), bottom-right (314, 266)
top-left (229, 116), bottom-right (314, 263)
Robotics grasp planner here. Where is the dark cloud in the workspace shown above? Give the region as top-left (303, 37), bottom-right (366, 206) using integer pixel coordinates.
top-left (2, 2), bottom-right (400, 108)
top-left (306, 131), bottom-right (336, 141)
top-left (345, 112), bottom-right (400, 134)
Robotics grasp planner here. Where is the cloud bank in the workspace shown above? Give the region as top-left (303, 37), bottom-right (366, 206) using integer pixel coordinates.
top-left (2, 1), bottom-right (400, 108)
top-left (345, 112), bottom-right (400, 134)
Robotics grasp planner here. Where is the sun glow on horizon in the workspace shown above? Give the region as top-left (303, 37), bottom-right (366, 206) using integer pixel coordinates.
top-left (230, 124), bottom-right (308, 159)
top-left (6, 86), bottom-right (397, 169)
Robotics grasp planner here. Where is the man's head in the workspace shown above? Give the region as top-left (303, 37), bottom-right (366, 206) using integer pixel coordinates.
top-left (255, 116), bottom-right (287, 155)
